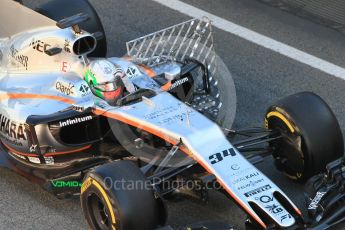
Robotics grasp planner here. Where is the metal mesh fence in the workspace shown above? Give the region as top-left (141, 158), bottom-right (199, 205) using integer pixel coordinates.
top-left (126, 17), bottom-right (216, 75)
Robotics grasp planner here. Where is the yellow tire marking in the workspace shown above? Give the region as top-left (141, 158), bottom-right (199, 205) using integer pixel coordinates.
top-left (92, 179), bottom-right (116, 230)
top-left (267, 111), bottom-right (306, 180)
top-left (284, 172), bottom-right (303, 180)
top-left (266, 111), bottom-right (295, 133)
top-left (81, 177), bottom-right (92, 195)
top-left (81, 177), bottom-right (116, 230)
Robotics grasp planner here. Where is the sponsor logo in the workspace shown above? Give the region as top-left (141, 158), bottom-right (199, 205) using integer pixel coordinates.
top-left (29, 39), bottom-right (51, 53)
top-left (10, 45), bottom-right (28, 70)
top-left (52, 181), bottom-right (82, 188)
top-left (237, 179), bottom-right (264, 190)
top-left (59, 116), bottom-right (93, 127)
top-left (231, 164), bottom-right (240, 170)
top-left (228, 167), bottom-right (253, 176)
top-left (258, 195), bottom-right (274, 203)
top-left (0, 114), bottom-right (27, 141)
top-left (156, 111), bottom-right (195, 125)
top-left (265, 204), bottom-right (284, 214)
top-left (44, 156), bottom-right (55, 165)
top-left (28, 156), bottom-right (40, 164)
top-left (71, 104), bottom-right (85, 113)
top-left (61, 61), bottom-right (70, 72)
top-left (56, 81), bottom-right (75, 96)
top-left (79, 84), bottom-right (91, 97)
top-left (30, 144), bottom-right (37, 153)
top-left (144, 104), bottom-right (195, 124)
top-left (209, 148), bottom-right (237, 165)
top-left (144, 106), bottom-right (176, 120)
top-left (126, 66), bottom-right (140, 79)
top-left (169, 77), bottom-right (189, 90)
top-left (233, 172), bottom-right (259, 184)
top-left (308, 191), bottom-right (326, 210)
top-left (281, 214), bottom-right (292, 224)
top-left (126, 67), bottom-right (137, 76)
top-left (244, 184), bottom-right (272, 197)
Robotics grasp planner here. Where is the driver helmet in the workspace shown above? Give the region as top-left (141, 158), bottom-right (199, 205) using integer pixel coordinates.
top-left (84, 60), bottom-right (125, 104)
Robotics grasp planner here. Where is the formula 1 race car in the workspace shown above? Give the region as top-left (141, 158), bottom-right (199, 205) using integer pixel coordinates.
top-left (1, 1), bottom-right (345, 230)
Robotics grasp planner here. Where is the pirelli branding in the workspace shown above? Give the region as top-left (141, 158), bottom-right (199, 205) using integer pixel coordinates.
top-left (244, 184), bottom-right (272, 197)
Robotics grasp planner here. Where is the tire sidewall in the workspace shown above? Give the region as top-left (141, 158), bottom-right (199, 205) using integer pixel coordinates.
top-left (266, 92), bottom-right (344, 181)
top-left (80, 161), bottom-right (165, 230)
top-left (81, 176), bottom-right (120, 230)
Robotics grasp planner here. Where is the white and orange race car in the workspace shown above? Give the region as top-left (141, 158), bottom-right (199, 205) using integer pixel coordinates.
top-left (0, 0), bottom-right (344, 229)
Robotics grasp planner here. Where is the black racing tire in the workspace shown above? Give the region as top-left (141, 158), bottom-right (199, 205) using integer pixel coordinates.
top-left (35, 0), bottom-right (107, 57)
top-left (265, 92), bottom-right (344, 181)
top-left (80, 161), bottom-right (166, 230)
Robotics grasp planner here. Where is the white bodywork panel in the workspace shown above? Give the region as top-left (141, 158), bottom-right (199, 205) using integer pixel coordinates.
top-left (100, 93), bottom-right (298, 228)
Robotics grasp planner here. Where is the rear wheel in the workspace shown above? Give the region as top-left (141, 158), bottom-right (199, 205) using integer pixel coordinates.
top-left (265, 92), bottom-right (344, 181)
top-left (36, 0), bottom-right (107, 57)
top-left (80, 161), bottom-right (166, 230)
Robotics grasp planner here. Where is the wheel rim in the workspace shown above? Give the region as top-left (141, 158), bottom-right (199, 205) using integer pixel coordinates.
top-left (276, 130), bottom-right (304, 177)
top-left (268, 116), bottom-right (305, 179)
top-left (88, 193), bottom-right (112, 230)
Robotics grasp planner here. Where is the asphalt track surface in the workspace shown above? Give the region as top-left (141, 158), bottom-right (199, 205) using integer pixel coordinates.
top-left (1, 0), bottom-right (345, 229)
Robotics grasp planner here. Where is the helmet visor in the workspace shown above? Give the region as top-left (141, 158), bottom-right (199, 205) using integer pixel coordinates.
top-left (94, 81), bottom-right (118, 92)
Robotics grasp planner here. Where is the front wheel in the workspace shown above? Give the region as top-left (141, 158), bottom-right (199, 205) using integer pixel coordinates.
top-left (80, 161), bottom-right (166, 230)
top-left (265, 92), bottom-right (344, 181)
